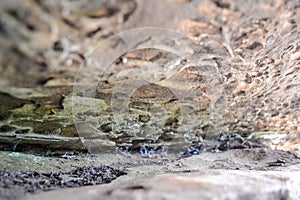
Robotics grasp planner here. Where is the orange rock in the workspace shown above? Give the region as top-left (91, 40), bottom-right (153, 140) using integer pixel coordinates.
top-left (234, 81), bottom-right (249, 94)
top-left (290, 52), bottom-right (300, 61)
top-left (278, 137), bottom-right (300, 152)
top-left (181, 20), bottom-right (220, 41)
top-left (198, 0), bottom-right (218, 17)
top-left (171, 0), bottom-right (191, 3)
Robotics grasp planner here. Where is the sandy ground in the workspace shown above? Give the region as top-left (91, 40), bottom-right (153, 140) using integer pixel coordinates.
top-left (1, 147), bottom-right (300, 200)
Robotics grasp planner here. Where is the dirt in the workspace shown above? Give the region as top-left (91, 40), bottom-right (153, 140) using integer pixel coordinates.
top-left (0, 166), bottom-right (125, 200)
top-left (1, 137), bottom-right (300, 199)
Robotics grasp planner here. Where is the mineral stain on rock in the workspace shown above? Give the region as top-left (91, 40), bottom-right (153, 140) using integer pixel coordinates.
top-left (0, 0), bottom-right (300, 199)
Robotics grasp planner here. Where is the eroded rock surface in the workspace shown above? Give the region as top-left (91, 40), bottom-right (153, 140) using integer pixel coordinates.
top-left (30, 170), bottom-right (300, 200)
top-left (0, 148), bottom-right (298, 200)
top-left (0, 0), bottom-right (299, 153)
top-left (1, 1), bottom-right (300, 200)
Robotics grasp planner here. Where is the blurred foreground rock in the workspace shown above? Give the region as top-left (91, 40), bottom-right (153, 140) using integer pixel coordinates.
top-left (30, 170), bottom-right (300, 200)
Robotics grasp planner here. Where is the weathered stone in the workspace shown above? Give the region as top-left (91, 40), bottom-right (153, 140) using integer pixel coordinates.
top-left (29, 170), bottom-right (300, 200)
top-left (0, 0), bottom-right (299, 153)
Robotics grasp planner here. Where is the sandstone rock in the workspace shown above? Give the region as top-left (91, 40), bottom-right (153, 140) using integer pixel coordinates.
top-left (0, 0), bottom-right (299, 153)
top-left (30, 170), bottom-right (300, 200)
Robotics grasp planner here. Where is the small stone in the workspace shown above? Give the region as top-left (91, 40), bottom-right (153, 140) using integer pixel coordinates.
top-left (234, 81), bottom-right (249, 95)
top-left (290, 51), bottom-right (300, 61)
top-left (181, 20), bottom-right (220, 41)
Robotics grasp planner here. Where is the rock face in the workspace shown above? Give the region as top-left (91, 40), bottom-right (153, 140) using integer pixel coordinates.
top-left (30, 170), bottom-right (300, 200)
top-left (0, 0), bottom-right (299, 152)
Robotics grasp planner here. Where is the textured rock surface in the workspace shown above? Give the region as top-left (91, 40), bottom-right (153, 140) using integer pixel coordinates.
top-left (1, 1), bottom-right (300, 200)
top-left (0, 0), bottom-right (299, 152)
top-left (0, 148), bottom-right (299, 200)
top-left (30, 170), bottom-right (300, 200)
